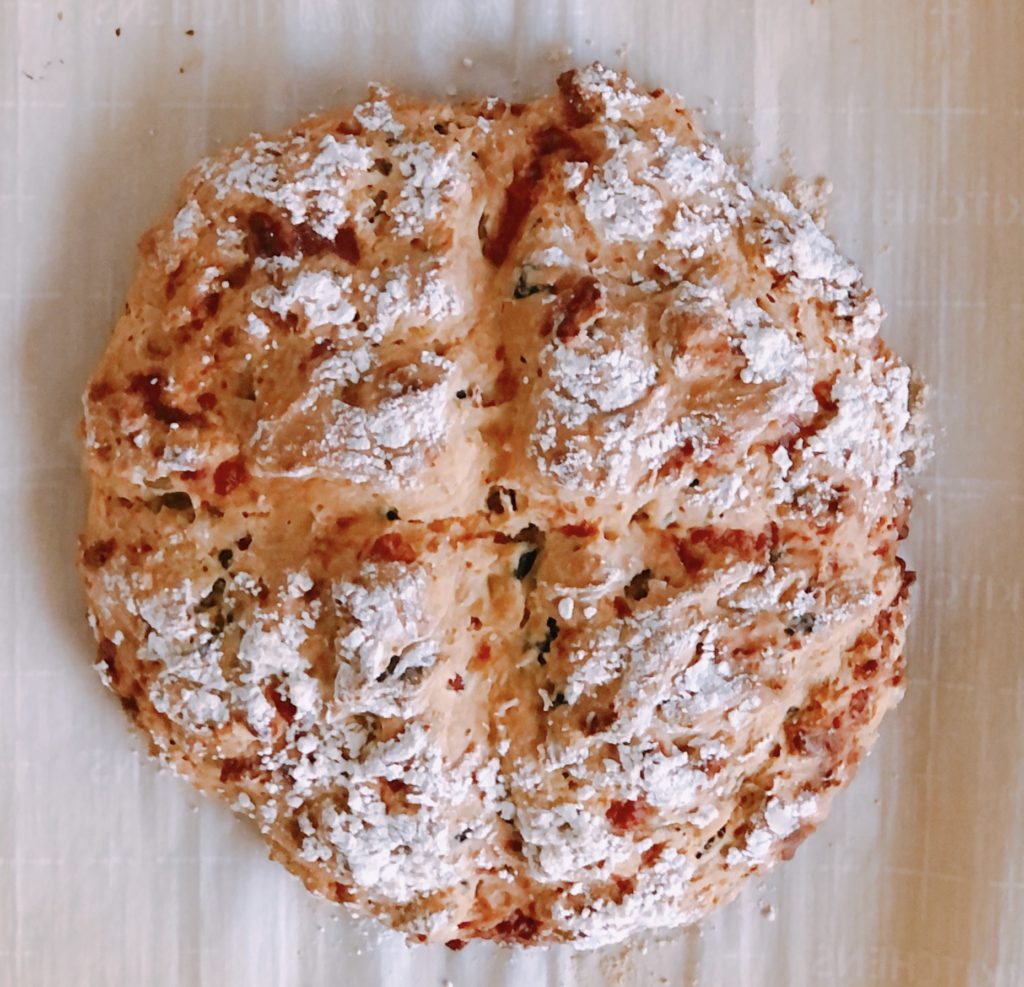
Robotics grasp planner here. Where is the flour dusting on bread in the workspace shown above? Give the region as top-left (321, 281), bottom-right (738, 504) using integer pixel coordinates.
top-left (79, 64), bottom-right (924, 949)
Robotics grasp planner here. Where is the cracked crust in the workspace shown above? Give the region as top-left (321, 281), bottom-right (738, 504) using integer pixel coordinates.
top-left (78, 64), bottom-right (924, 948)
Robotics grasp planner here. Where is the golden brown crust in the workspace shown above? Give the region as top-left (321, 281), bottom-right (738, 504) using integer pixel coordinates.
top-left (78, 64), bottom-right (924, 948)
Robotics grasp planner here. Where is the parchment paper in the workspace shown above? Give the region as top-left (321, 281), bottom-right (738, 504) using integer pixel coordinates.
top-left (3, 1), bottom-right (1022, 984)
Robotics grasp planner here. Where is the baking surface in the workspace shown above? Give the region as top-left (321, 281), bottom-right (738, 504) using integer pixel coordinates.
top-left (2, 1), bottom-right (1022, 985)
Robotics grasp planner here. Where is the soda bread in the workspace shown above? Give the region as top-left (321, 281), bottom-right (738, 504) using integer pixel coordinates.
top-left (78, 64), bottom-right (924, 948)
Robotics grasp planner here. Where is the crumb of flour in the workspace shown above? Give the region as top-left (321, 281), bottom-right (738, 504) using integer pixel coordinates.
top-left (783, 174), bottom-right (834, 226)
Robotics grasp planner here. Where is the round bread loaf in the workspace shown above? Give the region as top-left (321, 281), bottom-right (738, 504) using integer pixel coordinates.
top-left (78, 64), bottom-right (924, 948)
